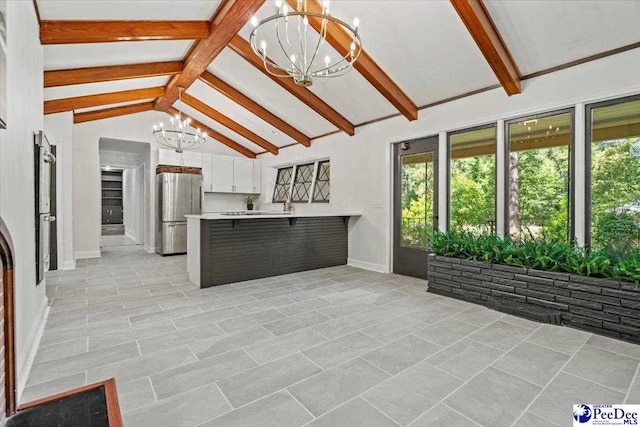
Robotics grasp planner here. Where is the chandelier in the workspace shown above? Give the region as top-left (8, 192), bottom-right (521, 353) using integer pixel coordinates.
top-left (152, 87), bottom-right (206, 153)
top-left (249, 0), bottom-right (362, 87)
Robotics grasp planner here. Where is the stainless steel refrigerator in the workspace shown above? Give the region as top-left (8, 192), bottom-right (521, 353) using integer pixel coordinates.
top-left (155, 172), bottom-right (201, 255)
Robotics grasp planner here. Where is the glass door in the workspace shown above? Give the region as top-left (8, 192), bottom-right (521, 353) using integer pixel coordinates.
top-left (393, 136), bottom-right (439, 278)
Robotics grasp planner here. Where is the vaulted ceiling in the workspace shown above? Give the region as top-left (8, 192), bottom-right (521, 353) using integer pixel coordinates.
top-left (38, 0), bottom-right (640, 157)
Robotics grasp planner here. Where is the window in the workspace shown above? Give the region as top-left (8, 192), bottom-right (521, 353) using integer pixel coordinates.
top-left (313, 160), bottom-right (330, 202)
top-left (506, 110), bottom-right (573, 242)
top-left (291, 163), bottom-right (314, 202)
top-left (587, 96), bottom-right (640, 254)
top-left (449, 125), bottom-right (496, 233)
top-left (272, 167), bottom-right (293, 203)
top-left (271, 160), bottom-right (330, 203)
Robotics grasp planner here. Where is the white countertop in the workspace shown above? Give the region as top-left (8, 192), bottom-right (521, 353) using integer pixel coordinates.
top-left (186, 211), bottom-right (362, 220)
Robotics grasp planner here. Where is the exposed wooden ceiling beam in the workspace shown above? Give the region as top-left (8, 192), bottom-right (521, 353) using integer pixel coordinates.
top-left (44, 87), bottom-right (165, 115)
top-left (450, 0), bottom-right (521, 95)
top-left (73, 102), bottom-right (155, 124)
top-left (165, 107), bottom-right (257, 158)
top-left (154, 0), bottom-right (266, 112)
top-left (228, 35), bottom-right (355, 136)
top-left (40, 20), bottom-right (210, 44)
top-left (290, 0), bottom-right (418, 121)
top-left (181, 93), bottom-right (279, 155)
top-left (199, 71), bottom-right (311, 147)
top-left (45, 61), bottom-right (183, 88)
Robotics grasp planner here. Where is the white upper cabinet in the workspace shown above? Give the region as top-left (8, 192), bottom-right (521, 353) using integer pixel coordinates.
top-left (233, 157), bottom-right (254, 194)
top-left (252, 159), bottom-right (262, 194)
top-left (158, 149), bottom-right (182, 166)
top-left (181, 152), bottom-right (202, 168)
top-left (161, 149), bottom-right (261, 194)
top-left (210, 155), bottom-right (234, 193)
top-left (201, 153), bottom-right (213, 192)
top-left (158, 149), bottom-right (202, 167)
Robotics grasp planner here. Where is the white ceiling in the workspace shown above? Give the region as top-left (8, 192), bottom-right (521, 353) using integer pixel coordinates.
top-left (187, 79), bottom-right (298, 148)
top-left (39, 0), bottom-right (640, 155)
top-left (99, 137), bottom-right (147, 153)
top-left (37, 0), bottom-right (222, 20)
top-left (207, 48), bottom-right (336, 137)
top-left (75, 99), bottom-right (157, 114)
top-left (484, 0), bottom-right (640, 75)
top-left (44, 40), bottom-right (193, 70)
top-left (45, 76), bottom-right (169, 100)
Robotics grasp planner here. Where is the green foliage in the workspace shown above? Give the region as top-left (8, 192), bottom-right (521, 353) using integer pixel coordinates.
top-left (593, 211), bottom-right (640, 255)
top-left (431, 231), bottom-right (640, 285)
top-left (244, 195), bottom-right (256, 204)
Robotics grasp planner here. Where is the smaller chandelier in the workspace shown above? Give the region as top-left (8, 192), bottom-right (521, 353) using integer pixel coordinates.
top-left (152, 87), bottom-right (206, 153)
top-left (249, 0), bottom-right (362, 87)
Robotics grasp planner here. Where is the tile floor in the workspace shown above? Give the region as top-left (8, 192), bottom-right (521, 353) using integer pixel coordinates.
top-left (101, 235), bottom-right (140, 247)
top-left (27, 245), bottom-right (640, 427)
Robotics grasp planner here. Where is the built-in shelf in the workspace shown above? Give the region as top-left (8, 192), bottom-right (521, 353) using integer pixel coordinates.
top-left (101, 170), bottom-right (123, 225)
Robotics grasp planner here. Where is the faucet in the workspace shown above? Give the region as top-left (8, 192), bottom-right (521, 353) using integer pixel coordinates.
top-left (283, 196), bottom-right (292, 213)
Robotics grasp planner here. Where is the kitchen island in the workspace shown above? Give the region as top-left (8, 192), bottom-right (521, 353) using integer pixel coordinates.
top-left (186, 212), bottom-right (361, 288)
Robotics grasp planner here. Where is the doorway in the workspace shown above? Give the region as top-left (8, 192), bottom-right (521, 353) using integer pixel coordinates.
top-left (393, 136), bottom-right (439, 278)
top-left (98, 138), bottom-right (149, 249)
top-left (0, 218), bottom-right (16, 417)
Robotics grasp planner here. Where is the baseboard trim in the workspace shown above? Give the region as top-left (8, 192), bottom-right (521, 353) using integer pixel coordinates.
top-left (61, 260), bottom-right (76, 270)
top-left (125, 231), bottom-right (139, 244)
top-left (144, 246), bottom-right (154, 254)
top-left (347, 258), bottom-right (387, 273)
top-left (74, 250), bottom-right (101, 259)
top-left (16, 296), bottom-right (49, 403)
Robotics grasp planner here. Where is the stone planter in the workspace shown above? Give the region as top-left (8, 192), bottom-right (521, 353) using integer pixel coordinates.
top-left (427, 254), bottom-right (640, 344)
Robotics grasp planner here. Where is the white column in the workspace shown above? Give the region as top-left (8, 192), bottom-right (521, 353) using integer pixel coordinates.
top-left (574, 103), bottom-right (586, 246)
top-left (495, 119), bottom-right (506, 237)
top-left (438, 132), bottom-right (448, 232)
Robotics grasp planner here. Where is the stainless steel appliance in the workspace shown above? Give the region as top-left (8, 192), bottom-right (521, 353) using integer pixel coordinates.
top-left (34, 131), bottom-right (56, 284)
top-left (156, 172), bottom-right (201, 255)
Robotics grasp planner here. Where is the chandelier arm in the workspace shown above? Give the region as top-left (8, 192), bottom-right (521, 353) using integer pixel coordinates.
top-left (275, 20), bottom-right (304, 75)
top-left (262, 58), bottom-right (302, 77)
top-left (249, 11), bottom-right (362, 86)
top-left (304, 23), bottom-right (326, 75)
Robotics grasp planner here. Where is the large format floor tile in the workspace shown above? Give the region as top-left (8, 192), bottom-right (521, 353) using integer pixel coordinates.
top-left (363, 361), bottom-right (463, 425)
top-left (445, 367), bottom-right (541, 427)
top-left (529, 372), bottom-right (625, 425)
top-left (31, 246), bottom-right (640, 427)
top-left (289, 358), bottom-right (390, 417)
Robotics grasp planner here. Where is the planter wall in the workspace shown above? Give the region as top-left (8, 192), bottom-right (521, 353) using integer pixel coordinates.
top-left (427, 254), bottom-right (640, 344)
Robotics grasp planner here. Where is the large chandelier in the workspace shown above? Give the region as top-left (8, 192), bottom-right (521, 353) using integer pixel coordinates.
top-left (249, 0), bottom-right (362, 87)
top-left (152, 87), bottom-right (206, 153)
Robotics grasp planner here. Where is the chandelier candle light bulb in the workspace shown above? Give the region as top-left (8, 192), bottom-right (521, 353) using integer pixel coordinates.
top-left (249, 0), bottom-right (362, 87)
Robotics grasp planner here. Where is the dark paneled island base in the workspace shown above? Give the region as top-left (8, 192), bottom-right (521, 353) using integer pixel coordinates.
top-left (199, 216), bottom-right (349, 288)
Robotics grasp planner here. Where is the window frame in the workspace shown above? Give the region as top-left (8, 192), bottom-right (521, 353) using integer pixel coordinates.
top-left (290, 162), bottom-right (315, 203)
top-left (271, 159), bottom-right (330, 204)
top-left (446, 123), bottom-right (498, 233)
top-left (584, 93), bottom-right (640, 249)
top-left (272, 166), bottom-right (294, 203)
top-left (502, 107), bottom-right (576, 242)
top-left (312, 160), bottom-right (331, 203)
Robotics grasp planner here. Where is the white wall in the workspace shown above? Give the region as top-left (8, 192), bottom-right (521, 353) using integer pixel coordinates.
top-left (122, 168), bottom-right (136, 241)
top-left (44, 112), bottom-right (74, 269)
top-left (72, 111), bottom-right (244, 257)
top-left (203, 193), bottom-right (257, 212)
top-left (258, 49), bottom-right (640, 273)
top-left (0, 0), bottom-right (48, 399)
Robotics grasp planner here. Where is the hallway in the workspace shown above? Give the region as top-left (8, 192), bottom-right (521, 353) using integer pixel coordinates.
top-left (23, 247), bottom-right (640, 427)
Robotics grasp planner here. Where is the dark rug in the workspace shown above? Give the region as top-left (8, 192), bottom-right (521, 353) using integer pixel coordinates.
top-left (7, 382), bottom-right (119, 427)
